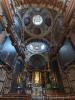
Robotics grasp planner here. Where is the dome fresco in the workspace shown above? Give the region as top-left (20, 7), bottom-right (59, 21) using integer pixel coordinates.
top-left (22, 7), bottom-right (53, 37)
top-left (25, 39), bottom-right (50, 54)
top-left (24, 39), bottom-right (50, 63)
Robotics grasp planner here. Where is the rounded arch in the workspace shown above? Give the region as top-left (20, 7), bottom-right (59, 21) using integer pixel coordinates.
top-left (28, 54), bottom-right (47, 70)
top-left (25, 38), bottom-right (50, 53)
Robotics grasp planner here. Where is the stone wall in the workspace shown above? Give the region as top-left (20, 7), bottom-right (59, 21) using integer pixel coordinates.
top-left (0, 65), bottom-right (12, 95)
top-left (62, 64), bottom-right (75, 95)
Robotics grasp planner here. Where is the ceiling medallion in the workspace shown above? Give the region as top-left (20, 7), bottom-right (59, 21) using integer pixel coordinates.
top-left (22, 7), bottom-right (53, 37)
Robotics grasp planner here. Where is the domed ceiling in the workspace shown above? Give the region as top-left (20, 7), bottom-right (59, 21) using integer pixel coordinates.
top-left (25, 39), bottom-right (50, 62)
top-left (25, 39), bottom-right (49, 54)
top-left (22, 7), bottom-right (53, 37)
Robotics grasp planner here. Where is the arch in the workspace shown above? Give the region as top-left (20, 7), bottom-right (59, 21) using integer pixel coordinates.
top-left (28, 54), bottom-right (46, 70)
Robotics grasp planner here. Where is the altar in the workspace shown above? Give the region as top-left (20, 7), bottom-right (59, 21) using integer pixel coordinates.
top-left (32, 85), bottom-right (43, 96)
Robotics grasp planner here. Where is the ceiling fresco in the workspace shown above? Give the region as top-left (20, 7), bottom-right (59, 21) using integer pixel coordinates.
top-left (22, 7), bottom-right (53, 37)
top-left (24, 39), bottom-right (50, 63)
top-left (13, 0), bottom-right (66, 11)
top-left (25, 39), bottom-right (49, 53)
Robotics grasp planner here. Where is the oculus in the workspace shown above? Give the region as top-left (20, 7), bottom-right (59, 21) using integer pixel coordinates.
top-left (32, 15), bottom-right (43, 26)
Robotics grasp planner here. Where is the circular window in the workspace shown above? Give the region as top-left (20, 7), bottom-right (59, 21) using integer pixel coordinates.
top-left (32, 15), bottom-right (43, 26)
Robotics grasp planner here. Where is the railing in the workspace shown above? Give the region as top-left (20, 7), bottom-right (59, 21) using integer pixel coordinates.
top-left (44, 90), bottom-right (75, 100)
top-left (45, 96), bottom-right (75, 100)
top-left (0, 96), bottom-right (31, 100)
top-left (0, 93), bottom-right (31, 100)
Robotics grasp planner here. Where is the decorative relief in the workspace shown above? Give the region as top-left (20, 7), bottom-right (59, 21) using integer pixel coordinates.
top-left (22, 7), bottom-right (53, 37)
top-left (62, 64), bottom-right (75, 95)
top-left (24, 39), bottom-right (50, 62)
top-left (0, 64), bottom-right (12, 94)
top-left (13, 0), bottom-right (65, 11)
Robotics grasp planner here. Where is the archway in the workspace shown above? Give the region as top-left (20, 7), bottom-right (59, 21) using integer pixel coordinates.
top-left (28, 54), bottom-right (46, 70)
